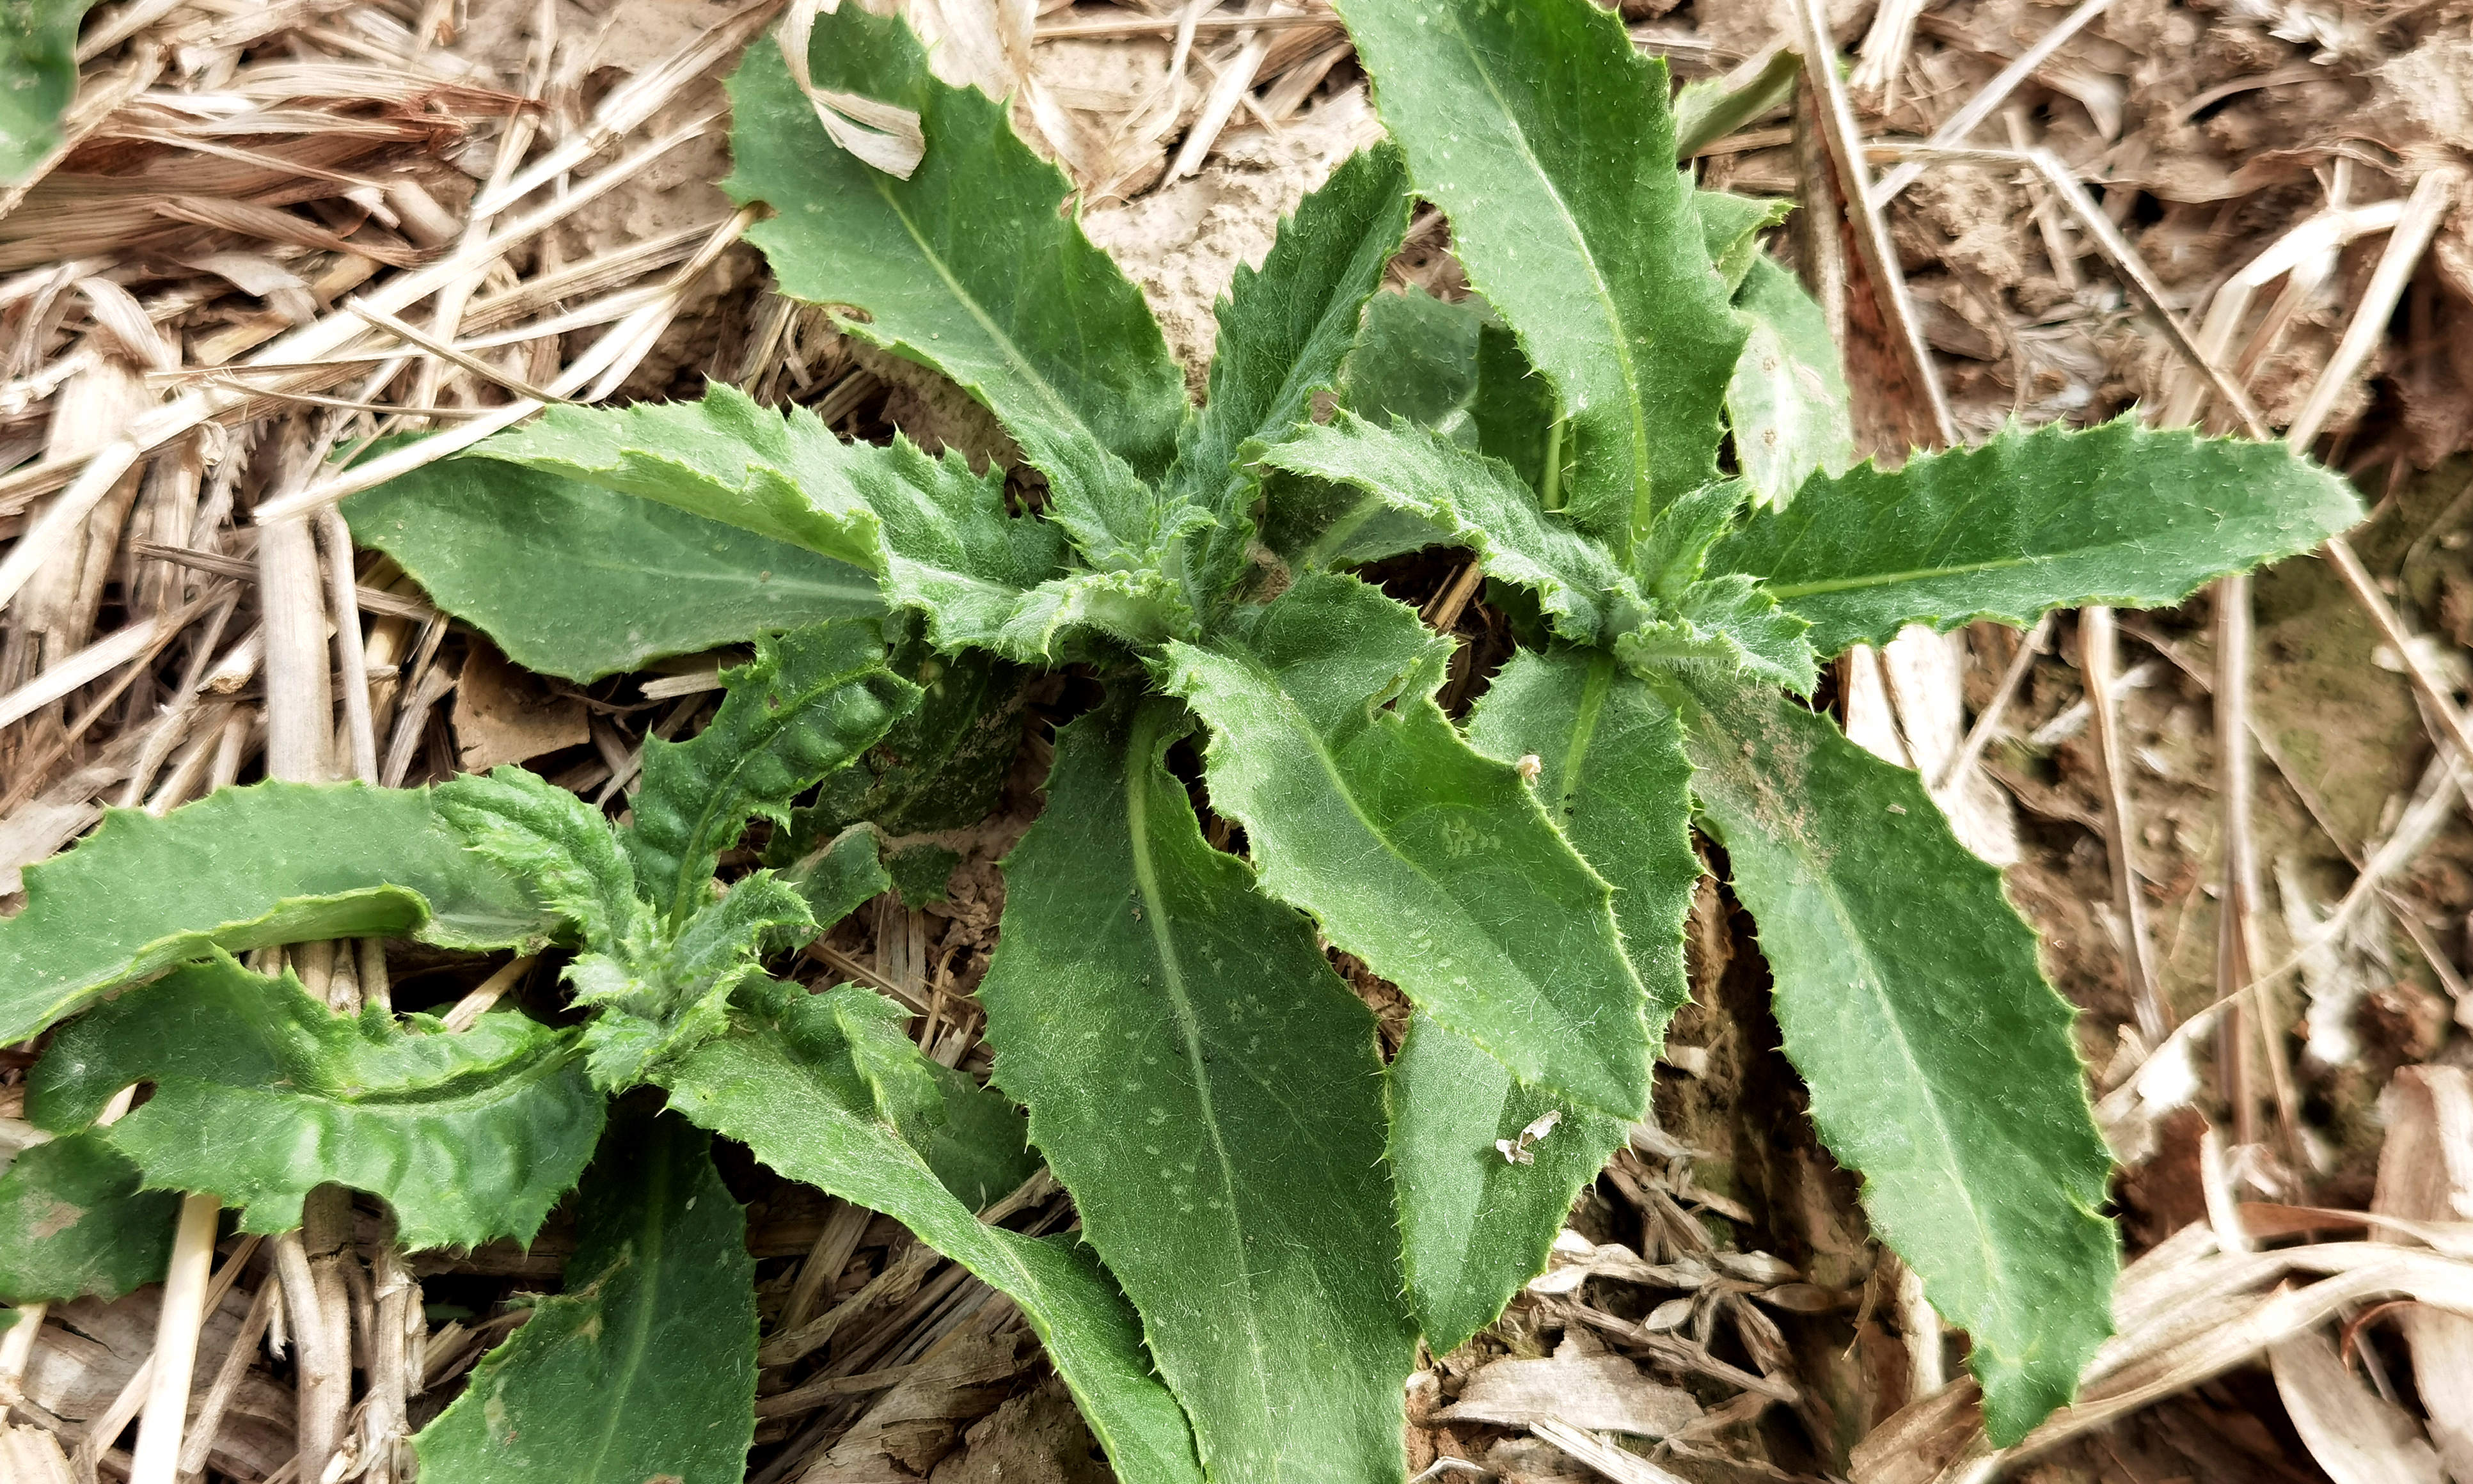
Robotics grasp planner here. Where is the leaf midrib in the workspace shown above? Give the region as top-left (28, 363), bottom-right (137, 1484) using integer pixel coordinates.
top-left (1215, 647), bottom-right (1600, 1077)
top-left (664, 665), bottom-right (878, 918)
top-left (583, 1139), bottom-right (670, 1484)
top-left (1430, 6), bottom-right (1648, 519)
top-left (1122, 705), bottom-right (1278, 1469)
top-left (871, 172), bottom-right (1110, 461)
top-left (1739, 743), bottom-right (2006, 1316)
top-left (1761, 553), bottom-right (2040, 600)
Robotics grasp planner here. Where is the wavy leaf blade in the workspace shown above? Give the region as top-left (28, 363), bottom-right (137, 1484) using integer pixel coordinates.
top-left (1336, 0), bottom-right (1742, 549)
top-left (1261, 412), bottom-right (1638, 645)
top-left (658, 981), bottom-right (1206, 1484)
top-left (1171, 142), bottom-right (1412, 601)
top-left (0, 781), bottom-right (552, 1047)
top-left (344, 441), bottom-right (883, 683)
top-left (0, 1132), bottom-right (177, 1304)
top-left (624, 620), bottom-right (918, 922)
top-left (1683, 681), bottom-right (2115, 1444)
top-left (29, 955), bottom-right (604, 1251)
top-left (727, 7), bottom-right (1187, 560)
top-left (457, 388), bottom-right (1094, 661)
top-left (412, 1110), bottom-right (755, 1484)
top-left (1385, 1016), bottom-right (1625, 1351)
top-left (1707, 417), bottom-right (2366, 655)
top-left (981, 695), bottom-right (1416, 1481)
top-left (776, 631), bottom-right (1027, 844)
top-left (1382, 647), bottom-right (1698, 1346)
top-left (1161, 571), bottom-right (1649, 1118)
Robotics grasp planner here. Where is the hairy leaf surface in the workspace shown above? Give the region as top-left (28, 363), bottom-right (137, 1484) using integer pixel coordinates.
top-left (0, 782), bottom-right (551, 1047)
top-left (464, 388), bottom-right (1090, 659)
top-left (1337, 0), bottom-right (1742, 550)
top-left (624, 620), bottom-right (917, 922)
top-left (830, 990), bottom-right (1041, 1215)
top-left (1728, 256), bottom-right (1854, 508)
top-left (1, 0), bottom-right (93, 180)
top-left (1171, 143), bottom-right (1411, 606)
top-left (31, 954), bottom-right (603, 1250)
top-left (1614, 575), bottom-right (1817, 696)
top-left (1261, 412), bottom-right (1638, 645)
top-left (413, 1110), bottom-right (755, 1484)
top-left (438, 767), bottom-right (644, 952)
top-left (1684, 681), bottom-right (2115, 1443)
top-left (475, 390), bottom-right (885, 565)
top-left (571, 874), bottom-right (815, 1090)
top-left (658, 979), bottom-right (1206, 1484)
top-left (1162, 571), bottom-right (1648, 1117)
top-left (345, 443), bottom-right (882, 682)
top-left (1382, 647), bottom-right (1700, 1345)
top-left (1384, 1016), bottom-right (1624, 1350)
top-left (1342, 287), bottom-right (1481, 439)
top-left (0, 1132), bottom-right (177, 1304)
top-left (1696, 191), bottom-right (1791, 292)
top-left (777, 631), bottom-right (1027, 844)
top-left (1709, 418), bottom-right (2365, 655)
top-left (776, 823), bottom-right (894, 928)
top-left (981, 695), bottom-right (1415, 1481)
top-left (728, 6), bottom-right (1186, 562)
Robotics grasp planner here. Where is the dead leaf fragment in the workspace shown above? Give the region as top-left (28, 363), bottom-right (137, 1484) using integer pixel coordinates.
top-left (2268, 1330), bottom-right (2446, 1484)
top-left (2373, 1066), bottom-right (2473, 1481)
top-left (1439, 1336), bottom-right (1703, 1439)
top-left (449, 643), bottom-right (587, 773)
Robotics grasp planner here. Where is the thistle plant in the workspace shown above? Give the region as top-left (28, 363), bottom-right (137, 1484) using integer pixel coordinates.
top-left (0, 0), bottom-right (2363, 1479)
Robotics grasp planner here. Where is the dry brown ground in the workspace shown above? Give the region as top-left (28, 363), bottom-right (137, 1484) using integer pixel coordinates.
top-left (4, 1), bottom-right (2473, 1481)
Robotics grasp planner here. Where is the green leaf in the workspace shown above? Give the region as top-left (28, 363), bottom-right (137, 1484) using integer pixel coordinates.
top-left (342, 454), bottom-right (881, 683)
top-left (1260, 411), bottom-right (1640, 647)
top-left (727, 6), bottom-right (1187, 564)
top-left (412, 1109), bottom-right (755, 1484)
top-left (0, 1132), bottom-right (177, 1304)
top-left (30, 953), bottom-right (603, 1251)
top-left (776, 823), bottom-right (894, 927)
top-left (830, 990), bottom-right (1039, 1212)
top-left (1382, 647), bottom-right (1698, 1348)
top-left (437, 767), bottom-right (646, 953)
top-left (1696, 191), bottom-right (1792, 294)
top-left (463, 388), bottom-right (1105, 663)
top-left (658, 979), bottom-right (1206, 1484)
top-left (1384, 1016), bottom-right (1625, 1351)
top-left (1, 0), bottom-right (95, 183)
top-left (1467, 649), bottom-right (1696, 1023)
top-left (1341, 287), bottom-right (1482, 438)
top-left (571, 872), bottom-right (815, 1091)
top-left (622, 620), bottom-right (918, 924)
top-left (1673, 47), bottom-right (1800, 162)
top-left (775, 630), bottom-right (1027, 844)
top-left (1613, 574), bottom-right (1817, 696)
top-left (981, 694), bottom-right (1416, 1481)
top-left (1726, 257), bottom-right (1855, 510)
top-left (1169, 142), bottom-right (1412, 606)
top-left (883, 842), bottom-right (959, 908)
top-left (1708, 417), bottom-right (2366, 656)
top-left (1682, 681), bottom-right (2115, 1444)
top-left (1160, 571), bottom-right (1650, 1118)
top-left (1469, 317), bottom-right (1560, 494)
top-left (0, 780), bottom-right (553, 1048)
top-left (476, 387), bottom-right (885, 567)
top-left (1336, 0), bottom-right (1744, 551)
top-left (1256, 415), bottom-right (1642, 652)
